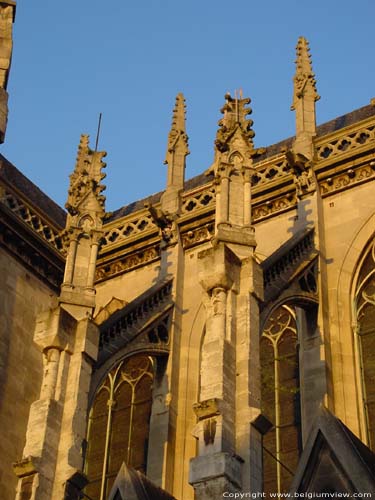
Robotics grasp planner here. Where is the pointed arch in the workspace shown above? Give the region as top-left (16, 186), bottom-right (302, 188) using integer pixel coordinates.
top-left (336, 210), bottom-right (375, 442)
top-left (84, 353), bottom-right (156, 500)
top-left (352, 237), bottom-right (375, 450)
top-left (261, 303), bottom-right (301, 494)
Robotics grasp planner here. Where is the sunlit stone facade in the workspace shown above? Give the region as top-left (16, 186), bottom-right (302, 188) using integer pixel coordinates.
top-left (0, 5), bottom-right (374, 499)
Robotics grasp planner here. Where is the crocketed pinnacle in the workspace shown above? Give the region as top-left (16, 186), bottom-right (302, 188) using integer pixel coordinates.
top-left (164, 92), bottom-right (189, 164)
top-left (291, 36), bottom-right (320, 110)
top-left (65, 134), bottom-right (107, 216)
top-left (172, 92), bottom-right (186, 134)
top-left (215, 92), bottom-right (255, 153)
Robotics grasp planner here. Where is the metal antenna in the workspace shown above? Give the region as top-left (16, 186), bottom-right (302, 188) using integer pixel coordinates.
top-left (235, 89), bottom-right (239, 122)
top-left (95, 112), bottom-right (102, 152)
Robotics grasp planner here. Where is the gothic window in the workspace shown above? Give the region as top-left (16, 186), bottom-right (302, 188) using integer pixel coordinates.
top-left (354, 242), bottom-right (375, 450)
top-left (261, 304), bottom-right (302, 494)
top-left (84, 354), bottom-right (154, 500)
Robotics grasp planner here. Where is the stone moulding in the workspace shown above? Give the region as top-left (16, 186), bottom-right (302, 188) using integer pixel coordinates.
top-left (319, 157), bottom-right (375, 197)
top-left (252, 191), bottom-right (297, 223)
top-left (95, 240), bottom-right (160, 283)
top-left (181, 221), bottom-right (215, 250)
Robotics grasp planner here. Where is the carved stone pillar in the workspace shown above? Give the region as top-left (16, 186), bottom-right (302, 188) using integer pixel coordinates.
top-left (219, 170), bottom-right (230, 225)
top-left (40, 348), bottom-right (61, 400)
top-left (190, 243), bottom-right (240, 499)
top-left (86, 233), bottom-right (101, 288)
top-left (62, 233), bottom-right (78, 286)
top-left (241, 166), bottom-right (252, 227)
top-left (189, 231), bottom-right (264, 497)
top-left (0, 0), bottom-right (16, 143)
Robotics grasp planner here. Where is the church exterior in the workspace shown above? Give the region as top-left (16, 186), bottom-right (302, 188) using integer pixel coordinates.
top-left (0, 2), bottom-right (374, 499)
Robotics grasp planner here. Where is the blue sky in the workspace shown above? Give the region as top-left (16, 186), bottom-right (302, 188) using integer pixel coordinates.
top-left (2, 1), bottom-right (375, 212)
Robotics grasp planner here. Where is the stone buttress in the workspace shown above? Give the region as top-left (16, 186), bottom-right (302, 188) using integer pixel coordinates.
top-left (13, 136), bottom-right (107, 500)
top-left (147, 93), bottom-right (190, 493)
top-left (289, 37), bottom-right (331, 440)
top-left (189, 93), bottom-right (264, 498)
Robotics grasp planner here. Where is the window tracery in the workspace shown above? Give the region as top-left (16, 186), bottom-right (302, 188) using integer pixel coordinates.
top-left (354, 241), bottom-right (375, 450)
top-left (84, 354), bottom-right (154, 500)
top-left (261, 304), bottom-right (302, 494)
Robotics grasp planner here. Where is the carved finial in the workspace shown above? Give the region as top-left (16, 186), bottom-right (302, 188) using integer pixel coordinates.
top-left (215, 91), bottom-right (255, 153)
top-left (291, 36), bottom-right (320, 110)
top-left (207, 92), bottom-right (257, 247)
top-left (164, 92), bottom-right (189, 165)
top-left (65, 134), bottom-right (107, 220)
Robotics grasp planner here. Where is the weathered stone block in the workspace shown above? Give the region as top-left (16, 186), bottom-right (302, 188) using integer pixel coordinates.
top-left (189, 452), bottom-right (242, 492)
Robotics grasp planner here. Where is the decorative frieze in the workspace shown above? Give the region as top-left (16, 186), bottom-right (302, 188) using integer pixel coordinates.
top-left (253, 192), bottom-right (297, 222)
top-left (320, 162), bottom-right (375, 196)
top-left (95, 243), bottom-right (160, 282)
top-left (181, 222), bottom-right (214, 249)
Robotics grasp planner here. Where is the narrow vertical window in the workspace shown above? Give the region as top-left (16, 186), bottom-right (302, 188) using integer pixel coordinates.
top-left (354, 244), bottom-right (375, 450)
top-left (84, 354), bottom-right (154, 500)
top-left (261, 304), bottom-right (301, 494)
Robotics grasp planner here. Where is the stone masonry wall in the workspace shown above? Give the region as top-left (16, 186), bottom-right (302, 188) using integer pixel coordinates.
top-left (0, 249), bottom-right (57, 499)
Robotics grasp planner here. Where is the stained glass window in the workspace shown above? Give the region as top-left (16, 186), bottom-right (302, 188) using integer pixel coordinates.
top-left (261, 304), bottom-right (302, 494)
top-left (354, 242), bottom-right (375, 450)
top-left (84, 354), bottom-right (154, 500)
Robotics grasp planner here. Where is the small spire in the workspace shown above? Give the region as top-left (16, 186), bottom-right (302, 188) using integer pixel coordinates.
top-left (172, 92), bottom-right (186, 133)
top-left (291, 37), bottom-right (319, 159)
top-left (160, 93), bottom-right (189, 217)
top-left (291, 36), bottom-right (319, 110)
top-left (164, 92), bottom-right (189, 165)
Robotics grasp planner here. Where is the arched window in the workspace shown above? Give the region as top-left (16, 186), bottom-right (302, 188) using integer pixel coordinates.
top-left (261, 304), bottom-right (302, 494)
top-left (84, 354), bottom-right (154, 500)
top-left (354, 242), bottom-right (375, 450)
